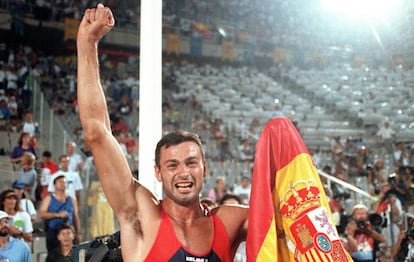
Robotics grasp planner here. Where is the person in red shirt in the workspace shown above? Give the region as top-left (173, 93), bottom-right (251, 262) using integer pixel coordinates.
top-left (39, 150), bottom-right (59, 200)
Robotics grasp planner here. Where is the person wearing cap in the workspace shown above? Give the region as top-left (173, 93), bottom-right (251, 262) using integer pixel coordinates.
top-left (0, 190), bottom-right (33, 245)
top-left (40, 174), bottom-right (81, 251)
top-left (0, 210), bottom-right (32, 262)
top-left (12, 181), bottom-right (36, 221)
top-left (343, 204), bottom-right (386, 262)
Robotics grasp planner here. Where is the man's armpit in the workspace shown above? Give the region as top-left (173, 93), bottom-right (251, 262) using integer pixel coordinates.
top-left (125, 206), bottom-right (143, 236)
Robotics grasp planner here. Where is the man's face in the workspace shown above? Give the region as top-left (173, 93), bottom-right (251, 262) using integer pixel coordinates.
top-left (59, 157), bottom-right (70, 171)
top-left (66, 143), bottom-right (75, 155)
top-left (57, 228), bottom-right (74, 246)
top-left (42, 156), bottom-right (51, 164)
top-left (25, 113), bottom-right (32, 122)
top-left (353, 208), bottom-right (368, 221)
top-left (241, 178), bottom-right (250, 188)
top-left (155, 141), bottom-right (206, 206)
top-left (54, 177), bottom-right (67, 191)
top-left (0, 218), bottom-right (10, 237)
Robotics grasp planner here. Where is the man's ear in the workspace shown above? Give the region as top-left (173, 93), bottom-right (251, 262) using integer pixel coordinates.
top-left (154, 165), bottom-right (162, 182)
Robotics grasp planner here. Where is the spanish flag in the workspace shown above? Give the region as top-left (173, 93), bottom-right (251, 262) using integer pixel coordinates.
top-left (246, 117), bottom-right (351, 262)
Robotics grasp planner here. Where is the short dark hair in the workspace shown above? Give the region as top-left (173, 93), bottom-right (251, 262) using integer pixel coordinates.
top-left (58, 223), bottom-right (74, 234)
top-left (42, 150), bottom-right (52, 158)
top-left (53, 175), bottom-right (66, 184)
top-left (155, 130), bottom-right (204, 168)
top-left (219, 193), bottom-right (242, 205)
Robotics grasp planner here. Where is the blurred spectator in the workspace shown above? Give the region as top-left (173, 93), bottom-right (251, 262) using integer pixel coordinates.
top-left (9, 132), bottom-right (37, 165)
top-left (238, 138), bottom-right (254, 162)
top-left (0, 189), bottom-right (33, 245)
top-left (0, 90), bottom-right (7, 102)
top-left (376, 120), bottom-right (396, 156)
top-left (211, 119), bottom-right (225, 142)
top-left (249, 118), bottom-right (261, 138)
top-left (48, 155), bottom-right (83, 204)
top-left (12, 181), bottom-right (36, 222)
top-left (113, 130), bottom-right (128, 157)
top-left (87, 181), bottom-right (115, 238)
top-left (343, 204), bottom-right (386, 261)
top-left (208, 177), bottom-right (228, 204)
top-left (391, 226), bottom-right (414, 261)
top-left (219, 193), bottom-right (242, 205)
top-left (393, 142), bottom-right (410, 169)
top-left (233, 176), bottom-right (251, 205)
top-left (6, 95), bottom-right (18, 121)
top-left (125, 131), bottom-right (138, 174)
top-left (164, 103), bottom-right (181, 128)
top-left (217, 140), bottom-right (233, 162)
top-left (0, 211), bottom-right (32, 262)
top-left (116, 94), bottom-right (134, 128)
top-left (112, 114), bottom-right (130, 133)
top-left (45, 223), bottom-right (75, 262)
top-left (19, 112), bottom-right (40, 149)
top-left (38, 150), bottom-right (59, 201)
top-left (0, 99), bottom-right (11, 122)
top-left (233, 117), bottom-right (248, 140)
top-left (190, 114), bottom-right (204, 132)
top-left (66, 141), bottom-right (84, 173)
top-left (40, 175), bottom-right (81, 251)
top-left (372, 182), bottom-right (403, 261)
top-left (15, 152), bottom-right (37, 200)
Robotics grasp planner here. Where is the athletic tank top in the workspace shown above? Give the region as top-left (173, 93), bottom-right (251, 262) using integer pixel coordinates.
top-left (144, 208), bottom-right (232, 262)
top-left (47, 194), bottom-right (74, 229)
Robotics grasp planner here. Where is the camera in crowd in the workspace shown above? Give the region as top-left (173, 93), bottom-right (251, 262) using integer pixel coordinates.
top-left (356, 213), bottom-right (387, 232)
top-left (388, 173), bottom-right (397, 185)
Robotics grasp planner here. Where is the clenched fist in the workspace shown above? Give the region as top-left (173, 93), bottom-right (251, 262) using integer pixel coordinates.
top-left (77, 3), bottom-right (115, 45)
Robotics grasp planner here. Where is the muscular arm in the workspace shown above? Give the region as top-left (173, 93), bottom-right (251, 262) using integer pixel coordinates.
top-left (76, 4), bottom-right (138, 216)
top-left (77, 6), bottom-right (163, 260)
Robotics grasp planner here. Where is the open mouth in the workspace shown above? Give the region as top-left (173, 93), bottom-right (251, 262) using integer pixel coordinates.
top-left (175, 182), bottom-right (193, 189)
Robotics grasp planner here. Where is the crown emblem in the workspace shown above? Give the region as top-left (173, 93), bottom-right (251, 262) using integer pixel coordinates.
top-left (280, 179), bottom-right (321, 220)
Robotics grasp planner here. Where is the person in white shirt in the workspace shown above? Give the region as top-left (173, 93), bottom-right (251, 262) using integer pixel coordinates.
top-left (0, 190), bottom-right (33, 246)
top-left (376, 120), bottom-right (396, 155)
top-left (48, 155), bottom-right (83, 204)
top-left (66, 141), bottom-right (84, 173)
top-left (233, 176), bottom-right (251, 205)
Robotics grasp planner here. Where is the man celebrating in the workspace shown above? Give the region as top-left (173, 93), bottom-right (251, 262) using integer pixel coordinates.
top-left (0, 211), bottom-right (32, 262)
top-left (77, 4), bottom-right (248, 261)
